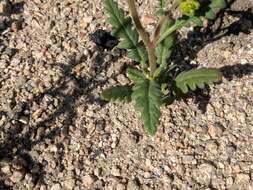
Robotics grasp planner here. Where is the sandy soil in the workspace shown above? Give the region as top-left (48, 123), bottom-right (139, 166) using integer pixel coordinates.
top-left (0, 0), bottom-right (253, 189)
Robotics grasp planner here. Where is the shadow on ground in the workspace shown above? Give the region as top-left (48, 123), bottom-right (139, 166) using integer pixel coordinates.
top-left (172, 0), bottom-right (253, 113)
top-left (0, 0), bottom-right (252, 188)
top-left (190, 63), bottom-right (253, 113)
top-left (0, 50), bottom-right (120, 187)
top-left (0, 1), bottom-right (24, 32)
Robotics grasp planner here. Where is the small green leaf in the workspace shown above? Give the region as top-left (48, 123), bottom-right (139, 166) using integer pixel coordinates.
top-left (175, 68), bottom-right (222, 94)
top-left (205, 10), bottom-right (216, 20)
top-left (117, 39), bottom-right (134, 49)
top-left (154, 19), bottom-right (175, 77)
top-left (156, 0), bottom-right (166, 16)
top-left (209, 0), bottom-right (226, 10)
top-left (156, 19), bottom-right (186, 44)
top-left (127, 68), bottom-right (145, 82)
top-left (205, 0), bottom-right (226, 20)
top-left (132, 79), bottom-right (162, 135)
top-left (157, 0), bottom-right (226, 44)
top-left (101, 86), bottom-right (132, 102)
top-left (156, 19), bottom-right (174, 66)
top-left (104, 0), bottom-right (148, 65)
top-left (187, 16), bottom-right (203, 27)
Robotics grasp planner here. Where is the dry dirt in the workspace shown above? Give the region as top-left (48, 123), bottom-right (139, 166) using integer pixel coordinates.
top-left (0, 0), bottom-right (253, 190)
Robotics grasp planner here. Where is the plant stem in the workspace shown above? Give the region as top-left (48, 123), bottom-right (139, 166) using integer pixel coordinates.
top-left (156, 20), bottom-right (186, 44)
top-left (127, 0), bottom-right (157, 77)
top-left (153, 15), bottom-right (166, 44)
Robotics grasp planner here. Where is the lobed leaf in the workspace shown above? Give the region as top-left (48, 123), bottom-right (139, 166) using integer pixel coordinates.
top-left (156, 19), bottom-right (174, 65)
top-left (127, 68), bottom-right (145, 82)
top-left (205, 0), bottom-right (226, 20)
top-left (132, 79), bottom-right (162, 135)
top-left (156, 19), bottom-right (186, 44)
top-left (209, 0), bottom-right (226, 10)
top-left (104, 0), bottom-right (148, 65)
top-left (186, 16), bottom-right (203, 27)
top-left (154, 19), bottom-right (174, 77)
top-left (101, 86), bottom-right (132, 102)
top-left (156, 0), bottom-right (166, 16)
top-left (174, 68), bottom-right (222, 94)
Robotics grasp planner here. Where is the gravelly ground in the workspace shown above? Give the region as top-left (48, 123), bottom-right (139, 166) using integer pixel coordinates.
top-left (0, 0), bottom-right (253, 190)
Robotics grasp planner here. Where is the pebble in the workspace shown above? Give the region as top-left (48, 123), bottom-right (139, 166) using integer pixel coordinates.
top-left (50, 183), bottom-right (61, 190)
top-left (182, 155), bottom-right (197, 165)
top-left (0, 0), bottom-right (10, 14)
top-left (18, 116), bottom-right (29, 124)
top-left (10, 170), bottom-right (25, 183)
top-left (111, 142), bottom-right (117, 148)
top-left (226, 177), bottom-right (234, 187)
top-left (208, 125), bottom-right (218, 138)
top-left (111, 166), bottom-right (121, 177)
top-left (49, 145), bottom-right (58, 152)
top-left (194, 163), bottom-right (214, 185)
top-left (117, 74), bottom-right (129, 85)
top-left (63, 178), bottom-right (76, 189)
top-left (82, 175), bottom-right (94, 187)
top-left (235, 173), bottom-right (250, 184)
top-left (1, 165), bottom-right (11, 174)
top-left (143, 171), bottom-right (151, 178)
top-left (94, 168), bottom-right (101, 177)
top-left (116, 183), bottom-right (126, 190)
top-left (0, 0), bottom-right (252, 190)
top-left (127, 180), bottom-right (140, 190)
top-left (79, 17), bottom-right (93, 28)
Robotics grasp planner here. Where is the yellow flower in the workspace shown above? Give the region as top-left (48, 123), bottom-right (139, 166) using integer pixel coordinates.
top-left (179, 0), bottom-right (200, 16)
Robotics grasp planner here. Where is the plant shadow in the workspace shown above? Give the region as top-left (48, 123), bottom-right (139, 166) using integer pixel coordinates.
top-left (0, 1), bottom-right (24, 60)
top-left (169, 0), bottom-right (253, 113)
top-left (186, 63), bottom-right (253, 113)
top-left (0, 49), bottom-right (119, 187)
top-left (0, 1), bottom-right (24, 30)
top-left (0, 0), bottom-right (252, 187)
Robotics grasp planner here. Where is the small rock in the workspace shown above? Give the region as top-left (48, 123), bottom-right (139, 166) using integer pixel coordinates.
top-left (79, 17), bottom-right (93, 28)
top-left (0, 0), bottom-right (11, 14)
top-left (0, 20), bottom-right (6, 30)
top-left (193, 163), bottom-right (214, 185)
top-left (130, 132), bottom-right (141, 143)
top-left (4, 48), bottom-right (17, 57)
top-left (63, 178), bottom-right (76, 190)
top-left (1, 165), bottom-right (11, 174)
top-left (208, 125), bottom-right (222, 138)
top-left (10, 170), bottom-right (25, 183)
top-left (40, 185), bottom-right (47, 190)
top-left (143, 172), bottom-right (151, 178)
top-left (117, 74), bottom-right (129, 85)
top-left (127, 180), bottom-right (140, 190)
top-left (226, 177), bottom-right (234, 187)
top-left (50, 183), bottom-right (61, 190)
top-left (49, 145), bottom-right (58, 152)
top-left (235, 173), bottom-right (250, 184)
top-left (82, 175), bottom-right (94, 187)
top-left (111, 142), bottom-right (117, 149)
top-left (111, 166), bottom-right (121, 177)
top-left (145, 159), bottom-right (152, 170)
top-left (35, 126), bottom-right (45, 140)
top-left (142, 184), bottom-right (153, 190)
top-left (116, 183), bottom-right (126, 190)
top-left (94, 168), bottom-right (101, 177)
top-left (182, 155), bottom-right (196, 165)
top-left (18, 116), bottom-right (29, 124)
top-left (141, 14), bottom-right (157, 26)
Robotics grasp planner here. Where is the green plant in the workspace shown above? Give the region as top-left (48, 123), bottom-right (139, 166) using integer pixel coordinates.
top-left (102, 0), bottom-right (226, 135)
